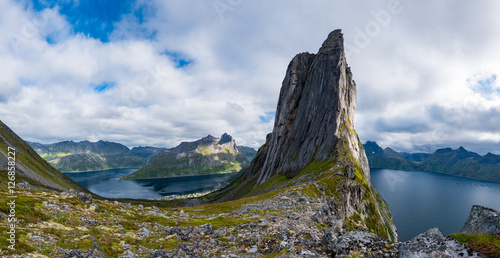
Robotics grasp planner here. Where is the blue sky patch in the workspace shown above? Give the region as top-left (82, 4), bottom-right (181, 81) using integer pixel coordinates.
top-left (469, 74), bottom-right (498, 98)
top-left (161, 50), bottom-right (193, 68)
top-left (93, 82), bottom-right (116, 92)
top-left (259, 111), bottom-right (276, 123)
top-left (28, 0), bottom-right (149, 42)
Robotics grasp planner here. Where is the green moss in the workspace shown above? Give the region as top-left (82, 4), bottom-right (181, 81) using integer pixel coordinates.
top-left (120, 220), bottom-right (140, 231)
top-left (298, 160), bottom-right (334, 177)
top-left (0, 195), bottom-right (51, 223)
top-left (344, 212), bottom-right (363, 231)
top-left (301, 184), bottom-right (322, 199)
top-left (450, 234), bottom-right (500, 257)
top-left (248, 174), bottom-right (290, 196)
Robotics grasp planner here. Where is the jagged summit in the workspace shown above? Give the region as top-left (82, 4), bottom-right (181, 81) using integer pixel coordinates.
top-left (219, 133), bottom-right (234, 145)
top-left (122, 133), bottom-right (254, 179)
top-left (253, 29), bottom-right (366, 186)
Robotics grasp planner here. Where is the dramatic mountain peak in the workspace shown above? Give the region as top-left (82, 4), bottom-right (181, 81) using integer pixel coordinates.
top-left (207, 30), bottom-right (397, 241)
top-left (123, 133), bottom-right (253, 179)
top-left (219, 133), bottom-right (234, 144)
top-left (254, 28), bottom-right (366, 186)
top-left (201, 135), bottom-right (218, 142)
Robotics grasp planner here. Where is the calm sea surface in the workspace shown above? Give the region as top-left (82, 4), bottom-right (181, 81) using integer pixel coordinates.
top-left (64, 168), bottom-right (234, 199)
top-left (370, 169), bottom-right (500, 241)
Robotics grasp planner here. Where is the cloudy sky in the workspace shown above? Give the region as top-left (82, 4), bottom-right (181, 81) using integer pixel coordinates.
top-left (1, 0), bottom-right (500, 154)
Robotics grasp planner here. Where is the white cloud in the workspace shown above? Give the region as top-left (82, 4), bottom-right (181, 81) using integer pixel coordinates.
top-left (1, 0), bottom-right (500, 155)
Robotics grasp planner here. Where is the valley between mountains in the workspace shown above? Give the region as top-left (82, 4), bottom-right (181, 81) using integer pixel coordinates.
top-left (1, 30), bottom-right (499, 257)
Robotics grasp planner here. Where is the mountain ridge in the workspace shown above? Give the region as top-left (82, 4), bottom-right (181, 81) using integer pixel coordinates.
top-left (365, 141), bottom-right (500, 181)
top-left (122, 133), bottom-right (256, 179)
top-left (28, 140), bottom-right (166, 172)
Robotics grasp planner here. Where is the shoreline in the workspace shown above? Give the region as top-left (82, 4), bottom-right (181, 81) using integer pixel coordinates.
top-left (62, 167), bottom-right (139, 173)
top-left (370, 167), bottom-right (500, 184)
top-left (118, 171), bottom-right (238, 180)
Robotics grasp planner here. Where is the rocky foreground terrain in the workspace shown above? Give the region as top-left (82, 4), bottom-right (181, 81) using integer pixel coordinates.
top-left (0, 184), bottom-right (493, 257)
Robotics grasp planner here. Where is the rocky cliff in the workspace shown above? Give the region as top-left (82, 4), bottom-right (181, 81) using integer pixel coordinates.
top-left (122, 133), bottom-right (255, 179)
top-left (0, 120), bottom-right (88, 192)
top-left (460, 205), bottom-right (500, 235)
top-left (206, 30), bottom-right (398, 242)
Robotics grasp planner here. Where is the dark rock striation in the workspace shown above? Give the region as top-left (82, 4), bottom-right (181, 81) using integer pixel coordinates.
top-left (460, 205), bottom-right (500, 235)
top-left (255, 30), bottom-right (368, 185)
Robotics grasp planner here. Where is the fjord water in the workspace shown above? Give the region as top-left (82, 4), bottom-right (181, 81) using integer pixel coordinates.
top-left (64, 168), bottom-right (234, 199)
top-left (371, 169), bottom-right (500, 241)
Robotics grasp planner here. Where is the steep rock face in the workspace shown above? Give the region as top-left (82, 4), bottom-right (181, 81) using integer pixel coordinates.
top-left (207, 30), bottom-right (397, 242)
top-left (256, 30), bottom-right (368, 185)
top-left (460, 205), bottom-right (500, 235)
top-left (0, 120), bottom-right (88, 192)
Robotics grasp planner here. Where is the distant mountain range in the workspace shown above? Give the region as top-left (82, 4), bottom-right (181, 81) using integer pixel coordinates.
top-left (122, 133), bottom-right (257, 179)
top-left (364, 141), bottom-right (500, 182)
top-left (28, 140), bottom-right (166, 172)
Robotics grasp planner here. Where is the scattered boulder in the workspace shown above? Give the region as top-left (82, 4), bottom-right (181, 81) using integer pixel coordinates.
top-left (61, 189), bottom-right (93, 204)
top-left (80, 216), bottom-right (100, 227)
top-left (17, 181), bottom-right (38, 190)
top-left (136, 228), bottom-right (150, 239)
top-left (326, 230), bottom-right (390, 256)
top-left (460, 205), bottom-right (500, 235)
top-left (399, 227), bottom-right (482, 257)
top-left (121, 250), bottom-right (135, 258)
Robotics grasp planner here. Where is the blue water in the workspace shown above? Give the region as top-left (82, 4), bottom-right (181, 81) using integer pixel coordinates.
top-left (64, 168), bottom-right (235, 199)
top-left (370, 169), bottom-right (500, 241)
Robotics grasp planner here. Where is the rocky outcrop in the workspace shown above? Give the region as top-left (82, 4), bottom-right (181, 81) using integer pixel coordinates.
top-left (460, 205), bottom-right (500, 235)
top-left (61, 189), bottom-right (93, 204)
top-left (325, 230), bottom-right (396, 257)
top-left (399, 228), bottom-right (482, 257)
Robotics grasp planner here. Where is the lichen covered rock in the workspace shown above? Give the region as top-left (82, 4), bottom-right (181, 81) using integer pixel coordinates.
top-left (460, 205), bottom-right (500, 235)
top-left (399, 227), bottom-right (482, 257)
